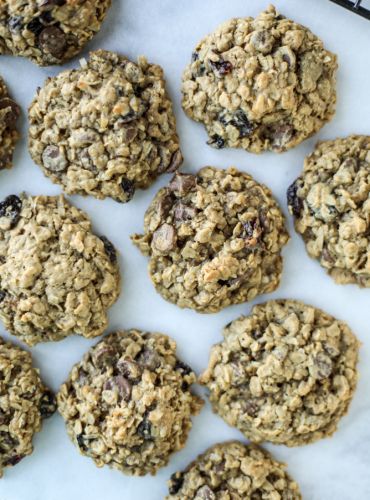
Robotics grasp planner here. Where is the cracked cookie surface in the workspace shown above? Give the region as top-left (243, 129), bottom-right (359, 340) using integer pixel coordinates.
top-left (0, 337), bottom-right (56, 477)
top-left (0, 193), bottom-right (120, 345)
top-left (132, 167), bottom-right (289, 313)
top-left (0, 76), bottom-right (20, 170)
top-left (166, 441), bottom-right (301, 499)
top-left (28, 50), bottom-right (182, 203)
top-left (288, 135), bottom-right (370, 287)
top-left (182, 5), bottom-right (337, 153)
top-left (0, 0), bottom-right (111, 66)
top-left (200, 299), bottom-right (359, 446)
top-left (57, 330), bottom-right (203, 475)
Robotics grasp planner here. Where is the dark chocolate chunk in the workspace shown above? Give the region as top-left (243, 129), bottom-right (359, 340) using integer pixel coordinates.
top-left (38, 26), bottom-right (67, 58)
top-left (0, 98), bottom-right (20, 128)
top-left (169, 173), bottom-right (196, 195)
top-left (0, 195), bottom-right (22, 228)
top-left (137, 348), bottom-right (161, 371)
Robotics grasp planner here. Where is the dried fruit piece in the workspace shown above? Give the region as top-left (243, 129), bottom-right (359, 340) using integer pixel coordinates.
top-left (0, 195), bottom-right (22, 229)
top-left (99, 236), bottom-right (117, 264)
top-left (121, 177), bottom-right (136, 202)
top-left (287, 180), bottom-right (303, 217)
top-left (210, 59), bottom-right (233, 76)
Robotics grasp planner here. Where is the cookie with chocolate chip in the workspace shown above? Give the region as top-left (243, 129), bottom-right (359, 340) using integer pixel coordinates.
top-left (57, 330), bottom-right (203, 476)
top-left (28, 50), bottom-right (182, 202)
top-left (288, 135), bottom-right (370, 287)
top-left (0, 336), bottom-right (56, 477)
top-left (132, 167), bottom-right (289, 313)
top-left (0, 76), bottom-right (20, 170)
top-left (182, 5), bottom-right (337, 153)
top-left (0, 0), bottom-right (111, 66)
top-left (0, 193), bottom-right (120, 345)
top-left (167, 441), bottom-right (302, 499)
top-left (200, 300), bottom-right (359, 446)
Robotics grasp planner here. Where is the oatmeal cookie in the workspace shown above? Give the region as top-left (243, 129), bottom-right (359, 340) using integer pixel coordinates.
top-left (182, 5), bottom-right (337, 153)
top-left (132, 167), bottom-right (289, 313)
top-left (0, 337), bottom-right (56, 477)
top-left (288, 135), bottom-right (370, 286)
top-left (0, 193), bottom-right (120, 345)
top-left (0, 76), bottom-right (20, 170)
top-left (57, 330), bottom-right (203, 476)
top-left (200, 300), bottom-right (359, 446)
top-left (0, 0), bottom-right (111, 66)
top-left (166, 441), bottom-right (301, 499)
top-left (28, 50), bottom-right (182, 203)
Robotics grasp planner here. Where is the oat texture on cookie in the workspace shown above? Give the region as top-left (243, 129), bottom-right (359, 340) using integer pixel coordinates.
top-left (288, 135), bottom-right (370, 287)
top-left (28, 50), bottom-right (183, 202)
top-left (132, 167), bottom-right (289, 313)
top-left (0, 337), bottom-right (56, 477)
top-left (200, 300), bottom-right (359, 446)
top-left (182, 5), bottom-right (337, 153)
top-left (0, 194), bottom-right (120, 345)
top-left (0, 0), bottom-right (111, 66)
top-left (0, 76), bottom-right (20, 170)
top-left (166, 441), bottom-right (302, 499)
top-left (57, 330), bottom-right (203, 476)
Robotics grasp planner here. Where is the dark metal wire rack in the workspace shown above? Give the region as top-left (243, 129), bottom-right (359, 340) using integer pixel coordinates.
top-left (330, 0), bottom-right (370, 19)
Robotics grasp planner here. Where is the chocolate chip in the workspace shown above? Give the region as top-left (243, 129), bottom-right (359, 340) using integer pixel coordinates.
top-left (314, 352), bottom-right (333, 380)
top-left (287, 180), bottom-right (303, 218)
top-left (174, 202), bottom-right (196, 221)
top-left (169, 472), bottom-right (184, 494)
top-left (27, 18), bottom-right (44, 36)
top-left (0, 195), bottom-right (22, 228)
top-left (39, 390), bottom-right (56, 419)
top-left (250, 30), bottom-right (274, 54)
top-left (137, 418), bottom-right (152, 440)
top-left (137, 348), bottom-right (161, 371)
top-left (121, 177), bottom-right (136, 202)
top-left (152, 223), bottom-right (177, 253)
top-left (169, 173), bottom-right (196, 195)
top-left (207, 134), bottom-right (225, 149)
top-left (0, 98), bottom-right (20, 128)
top-left (166, 149), bottom-right (183, 173)
top-left (157, 192), bottom-right (174, 218)
top-left (42, 145), bottom-right (67, 172)
top-left (195, 485), bottom-right (216, 500)
top-left (210, 59), bottom-right (233, 76)
top-left (8, 16), bottom-right (23, 33)
top-left (99, 236), bottom-right (117, 264)
top-left (270, 124), bottom-right (294, 150)
top-left (104, 375), bottom-right (131, 401)
top-left (244, 399), bottom-right (259, 417)
top-left (243, 218), bottom-right (263, 247)
top-left (38, 26), bottom-right (67, 58)
top-left (175, 359), bottom-right (193, 376)
top-left (117, 358), bottom-right (142, 382)
top-left (93, 345), bottom-right (116, 367)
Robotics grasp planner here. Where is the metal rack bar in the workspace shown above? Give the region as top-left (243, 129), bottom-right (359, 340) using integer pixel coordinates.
top-left (330, 0), bottom-right (370, 20)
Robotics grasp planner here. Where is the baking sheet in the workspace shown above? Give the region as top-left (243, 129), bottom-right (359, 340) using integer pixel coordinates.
top-left (1, 1), bottom-right (370, 499)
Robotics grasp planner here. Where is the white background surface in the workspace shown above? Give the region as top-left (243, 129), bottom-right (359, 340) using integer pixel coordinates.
top-left (1, 0), bottom-right (370, 499)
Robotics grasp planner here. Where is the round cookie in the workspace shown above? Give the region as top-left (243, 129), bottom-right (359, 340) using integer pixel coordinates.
top-left (200, 300), bottom-right (359, 446)
top-left (167, 441), bottom-right (302, 499)
top-left (0, 0), bottom-right (111, 66)
top-left (132, 167), bottom-right (289, 313)
top-left (57, 330), bottom-right (203, 476)
top-left (0, 337), bottom-right (56, 477)
top-left (0, 193), bottom-right (120, 345)
top-left (288, 135), bottom-right (370, 287)
top-left (182, 5), bottom-right (337, 153)
top-left (28, 50), bottom-right (183, 203)
top-left (0, 76), bottom-right (20, 170)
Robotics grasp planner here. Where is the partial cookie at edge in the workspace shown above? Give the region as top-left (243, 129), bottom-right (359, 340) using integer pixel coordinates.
top-left (0, 76), bottom-right (20, 170)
